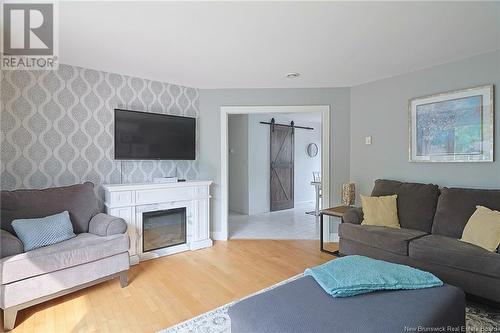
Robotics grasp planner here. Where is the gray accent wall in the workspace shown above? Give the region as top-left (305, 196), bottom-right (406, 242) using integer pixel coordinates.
top-left (198, 88), bottom-right (351, 236)
top-left (350, 50), bottom-right (500, 198)
top-left (1, 64), bottom-right (200, 200)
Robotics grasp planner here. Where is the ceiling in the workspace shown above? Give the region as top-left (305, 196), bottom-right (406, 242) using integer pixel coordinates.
top-left (59, 2), bottom-right (500, 89)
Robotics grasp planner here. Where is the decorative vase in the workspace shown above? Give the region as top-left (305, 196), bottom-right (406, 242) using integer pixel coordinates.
top-left (342, 183), bottom-right (355, 206)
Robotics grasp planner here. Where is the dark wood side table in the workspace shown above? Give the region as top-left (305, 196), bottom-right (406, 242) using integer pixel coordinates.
top-left (320, 206), bottom-right (352, 255)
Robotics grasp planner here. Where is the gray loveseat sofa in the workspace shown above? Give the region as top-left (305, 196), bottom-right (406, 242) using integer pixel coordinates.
top-left (0, 182), bottom-right (130, 330)
top-left (339, 179), bottom-right (500, 304)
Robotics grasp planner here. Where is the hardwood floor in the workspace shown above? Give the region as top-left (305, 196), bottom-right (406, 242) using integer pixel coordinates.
top-left (2, 240), bottom-right (336, 333)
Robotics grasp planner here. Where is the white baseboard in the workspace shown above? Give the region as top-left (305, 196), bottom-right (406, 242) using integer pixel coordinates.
top-left (190, 239), bottom-right (214, 250)
top-left (129, 255), bottom-right (140, 266)
top-left (211, 231), bottom-right (227, 241)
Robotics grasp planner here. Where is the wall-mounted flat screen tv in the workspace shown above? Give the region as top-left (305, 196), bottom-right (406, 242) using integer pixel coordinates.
top-left (114, 109), bottom-right (195, 160)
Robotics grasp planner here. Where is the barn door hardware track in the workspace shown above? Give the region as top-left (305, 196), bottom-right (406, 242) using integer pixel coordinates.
top-left (260, 118), bottom-right (314, 132)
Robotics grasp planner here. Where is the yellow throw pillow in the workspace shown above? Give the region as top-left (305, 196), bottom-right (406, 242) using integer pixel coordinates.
top-left (360, 195), bottom-right (400, 229)
top-left (461, 206), bottom-right (500, 252)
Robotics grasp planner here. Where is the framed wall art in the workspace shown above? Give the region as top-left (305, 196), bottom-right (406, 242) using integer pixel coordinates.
top-left (409, 85), bottom-right (494, 162)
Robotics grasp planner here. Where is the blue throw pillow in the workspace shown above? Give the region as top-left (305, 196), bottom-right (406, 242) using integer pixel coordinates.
top-left (12, 211), bottom-right (76, 251)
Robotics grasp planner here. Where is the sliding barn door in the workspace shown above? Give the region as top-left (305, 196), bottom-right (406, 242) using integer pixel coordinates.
top-left (270, 126), bottom-right (294, 211)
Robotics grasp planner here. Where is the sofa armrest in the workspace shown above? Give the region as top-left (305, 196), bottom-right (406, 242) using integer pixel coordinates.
top-left (343, 207), bottom-right (364, 225)
top-left (1, 229), bottom-right (24, 258)
top-left (89, 213), bottom-right (127, 236)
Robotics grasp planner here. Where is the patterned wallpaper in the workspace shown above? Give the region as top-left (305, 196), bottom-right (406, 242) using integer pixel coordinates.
top-left (0, 64), bottom-right (200, 201)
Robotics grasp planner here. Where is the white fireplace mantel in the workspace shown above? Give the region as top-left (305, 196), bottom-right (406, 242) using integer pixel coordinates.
top-left (103, 181), bottom-right (213, 264)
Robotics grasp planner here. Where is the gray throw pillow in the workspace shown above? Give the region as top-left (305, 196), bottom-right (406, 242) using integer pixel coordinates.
top-left (12, 211), bottom-right (76, 251)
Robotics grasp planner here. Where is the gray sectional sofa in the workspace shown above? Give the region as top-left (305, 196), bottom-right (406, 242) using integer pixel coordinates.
top-left (0, 183), bottom-right (130, 330)
top-left (339, 179), bottom-right (500, 304)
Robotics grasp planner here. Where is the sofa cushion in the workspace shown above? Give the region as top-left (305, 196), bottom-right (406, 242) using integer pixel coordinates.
top-left (432, 187), bottom-right (500, 239)
top-left (339, 223), bottom-right (427, 256)
top-left (1, 230), bottom-right (23, 258)
top-left (360, 195), bottom-right (400, 229)
top-left (0, 232), bottom-right (129, 284)
top-left (461, 206), bottom-right (500, 252)
top-left (409, 235), bottom-right (500, 279)
top-left (1, 253), bottom-right (130, 309)
top-left (371, 179), bottom-right (439, 233)
top-left (12, 211), bottom-right (76, 251)
top-left (1, 182), bottom-right (100, 234)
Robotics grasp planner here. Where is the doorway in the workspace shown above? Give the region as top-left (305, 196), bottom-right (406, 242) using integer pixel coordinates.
top-left (220, 106), bottom-right (330, 241)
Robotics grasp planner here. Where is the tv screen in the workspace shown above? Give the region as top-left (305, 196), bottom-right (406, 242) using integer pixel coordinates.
top-left (114, 109), bottom-right (195, 160)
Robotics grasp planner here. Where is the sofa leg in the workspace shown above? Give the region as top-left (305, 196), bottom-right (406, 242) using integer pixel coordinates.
top-left (4, 307), bottom-right (17, 331)
top-left (119, 271), bottom-right (128, 288)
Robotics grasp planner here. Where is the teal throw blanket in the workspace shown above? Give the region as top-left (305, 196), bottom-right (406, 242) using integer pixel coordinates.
top-left (304, 255), bottom-right (443, 297)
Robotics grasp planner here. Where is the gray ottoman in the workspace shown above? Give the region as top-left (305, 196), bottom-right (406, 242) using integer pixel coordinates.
top-left (229, 276), bottom-right (465, 333)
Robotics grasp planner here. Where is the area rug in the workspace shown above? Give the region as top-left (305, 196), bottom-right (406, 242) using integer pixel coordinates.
top-left (159, 275), bottom-right (500, 333)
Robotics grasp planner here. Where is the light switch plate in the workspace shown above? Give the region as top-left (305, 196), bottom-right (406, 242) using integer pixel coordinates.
top-left (365, 136), bottom-right (372, 145)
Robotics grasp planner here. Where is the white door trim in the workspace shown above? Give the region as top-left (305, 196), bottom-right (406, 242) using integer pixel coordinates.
top-left (219, 105), bottom-right (331, 241)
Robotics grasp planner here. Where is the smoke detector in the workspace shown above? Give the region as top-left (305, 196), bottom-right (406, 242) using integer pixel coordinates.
top-left (285, 72), bottom-right (300, 79)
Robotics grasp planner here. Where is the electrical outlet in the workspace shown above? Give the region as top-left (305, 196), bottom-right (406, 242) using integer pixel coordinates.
top-left (365, 136), bottom-right (372, 145)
